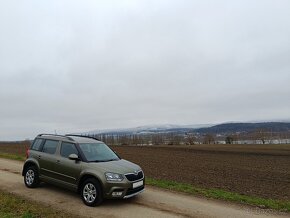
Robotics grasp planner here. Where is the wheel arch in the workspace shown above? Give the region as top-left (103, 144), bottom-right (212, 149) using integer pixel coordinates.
top-left (77, 173), bottom-right (103, 194)
top-left (22, 160), bottom-right (40, 176)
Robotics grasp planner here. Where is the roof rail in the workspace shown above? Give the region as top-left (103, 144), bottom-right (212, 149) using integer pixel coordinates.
top-left (65, 134), bottom-right (101, 141)
top-left (37, 134), bottom-right (74, 141)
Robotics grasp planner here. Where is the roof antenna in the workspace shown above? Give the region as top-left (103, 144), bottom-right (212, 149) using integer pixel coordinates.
top-left (54, 130), bottom-right (57, 135)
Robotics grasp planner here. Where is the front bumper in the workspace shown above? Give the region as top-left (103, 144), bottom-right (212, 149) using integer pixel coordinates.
top-left (104, 179), bottom-right (145, 199)
top-left (123, 187), bottom-right (145, 199)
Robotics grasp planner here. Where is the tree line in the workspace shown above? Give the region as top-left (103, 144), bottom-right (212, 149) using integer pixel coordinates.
top-left (87, 129), bottom-right (290, 146)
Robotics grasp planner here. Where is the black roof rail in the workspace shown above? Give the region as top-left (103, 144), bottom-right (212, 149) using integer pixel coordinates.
top-left (37, 134), bottom-right (74, 141)
top-left (65, 134), bottom-right (101, 141)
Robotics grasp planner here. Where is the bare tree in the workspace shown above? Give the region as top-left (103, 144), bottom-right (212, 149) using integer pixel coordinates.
top-left (203, 134), bottom-right (215, 144)
top-left (186, 133), bottom-right (196, 145)
top-left (225, 136), bottom-right (234, 144)
top-left (254, 129), bottom-right (269, 144)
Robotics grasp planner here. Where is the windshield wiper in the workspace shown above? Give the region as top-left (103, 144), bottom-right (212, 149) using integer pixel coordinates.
top-left (90, 158), bottom-right (119, 163)
top-left (90, 160), bottom-right (106, 163)
top-left (104, 158), bottom-right (119, 162)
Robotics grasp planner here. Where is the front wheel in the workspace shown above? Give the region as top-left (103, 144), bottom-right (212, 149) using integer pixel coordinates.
top-left (24, 166), bottom-right (40, 188)
top-left (81, 178), bottom-right (103, 206)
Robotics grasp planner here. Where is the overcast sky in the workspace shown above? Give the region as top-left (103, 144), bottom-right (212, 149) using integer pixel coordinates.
top-left (1, 0), bottom-right (290, 140)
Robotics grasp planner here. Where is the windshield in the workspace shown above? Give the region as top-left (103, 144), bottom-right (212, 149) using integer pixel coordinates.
top-left (79, 143), bottom-right (119, 162)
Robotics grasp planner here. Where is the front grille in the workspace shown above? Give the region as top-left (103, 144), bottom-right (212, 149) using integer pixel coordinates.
top-left (126, 185), bottom-right (144, 196)
top-left (125, 171), bottom-right (144, 181)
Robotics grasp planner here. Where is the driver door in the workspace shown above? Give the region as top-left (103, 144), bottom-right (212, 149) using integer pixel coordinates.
top-left (54, 142), bottom-right (82, 187)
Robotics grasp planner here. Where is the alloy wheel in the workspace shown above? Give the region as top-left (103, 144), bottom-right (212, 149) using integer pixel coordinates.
top-left (83, 183), bottom-right (97, 203)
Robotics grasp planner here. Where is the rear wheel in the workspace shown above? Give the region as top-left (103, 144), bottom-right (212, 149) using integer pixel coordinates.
top-left (24, 166), bottom-right (40, 188)
top-left (81, 178), bottom-right (103, 206)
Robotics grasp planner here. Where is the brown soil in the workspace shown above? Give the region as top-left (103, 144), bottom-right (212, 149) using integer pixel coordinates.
top-left (111, 144), bottom-right (290, 201)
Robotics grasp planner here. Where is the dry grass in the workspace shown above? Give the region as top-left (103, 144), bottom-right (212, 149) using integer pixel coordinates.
top-left (0, 189), bottom-right (81, 218)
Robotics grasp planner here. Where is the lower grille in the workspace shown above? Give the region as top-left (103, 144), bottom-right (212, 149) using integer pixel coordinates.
top-left (126, 185), bottom-right (145, 196)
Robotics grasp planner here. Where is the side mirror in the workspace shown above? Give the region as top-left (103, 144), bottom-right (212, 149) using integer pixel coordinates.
top-left (68, 153), bottom-right (79, 161)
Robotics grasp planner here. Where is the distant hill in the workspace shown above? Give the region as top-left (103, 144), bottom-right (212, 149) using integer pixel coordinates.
top-left (84, 124), bottom-right (212, 135)
top-left (82, 122), bottom-right (290, 136)
top-left (194, 122), bottom-right (290, 135)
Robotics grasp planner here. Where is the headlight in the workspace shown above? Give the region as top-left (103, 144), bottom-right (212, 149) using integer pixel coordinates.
top-left (105, 172), bottom-right (124, 182)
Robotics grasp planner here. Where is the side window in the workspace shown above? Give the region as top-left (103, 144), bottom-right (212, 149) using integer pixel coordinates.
top-left (60, 142), bottom-right (79, 158)
top-left (31, 139), bottom-right (43, 151)
top-left (42, 140), bottom-right (58, 154)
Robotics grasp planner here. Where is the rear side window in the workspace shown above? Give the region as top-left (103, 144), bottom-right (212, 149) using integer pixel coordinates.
top-left (31, 139), bottom-right (43, 151)
top-left (42, 140), bottom-right (58, 154)
top-left (60, 142), bottom-right (79, 158)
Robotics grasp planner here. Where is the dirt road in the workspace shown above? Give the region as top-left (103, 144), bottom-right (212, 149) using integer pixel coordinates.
top-left (0, 158), bottom-right (287, 218)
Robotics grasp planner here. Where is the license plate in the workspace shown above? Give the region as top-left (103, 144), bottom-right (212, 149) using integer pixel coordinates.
top-left (133, 180), bottom-right (143, 189)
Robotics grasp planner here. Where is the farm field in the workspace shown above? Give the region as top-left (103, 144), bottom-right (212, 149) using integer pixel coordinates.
top-left (0, 141), bottom-right (30, 155)
top-left (1, 142), bottom-right (290, 201)
top-left (111, 144), bottom-right (290, 201)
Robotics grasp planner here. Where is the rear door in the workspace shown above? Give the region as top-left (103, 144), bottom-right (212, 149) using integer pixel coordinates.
top-left (29, 138), bottom-right (44, 160)
top-left (38, 139), bottom-right (59, 178)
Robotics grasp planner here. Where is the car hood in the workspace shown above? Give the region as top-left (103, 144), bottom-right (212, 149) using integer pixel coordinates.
top-left (87, 159), bottom-right (141, 175)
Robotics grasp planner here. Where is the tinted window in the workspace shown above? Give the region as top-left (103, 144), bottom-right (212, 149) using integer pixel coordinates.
top-left (31, 139), bottom-right (43, 151)
top-left (42, 140), bottom-right (58, 154)
top-left (60, 142), bottom-right (78, 158)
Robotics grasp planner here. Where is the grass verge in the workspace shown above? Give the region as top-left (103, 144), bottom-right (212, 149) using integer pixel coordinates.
top-left (0, 190), bottom-right (80, 218)
top-left (146, 177), bottom-right (290, 212)
top-left (0, 153), bottom-right (25, 161)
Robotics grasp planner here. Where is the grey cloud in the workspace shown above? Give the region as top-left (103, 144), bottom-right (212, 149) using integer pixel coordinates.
top-left (0, 0), bottom-right (290, 140)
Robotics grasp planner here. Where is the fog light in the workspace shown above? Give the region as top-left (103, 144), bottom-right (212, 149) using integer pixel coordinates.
top-left (112, 192), bottom-right (123, 197)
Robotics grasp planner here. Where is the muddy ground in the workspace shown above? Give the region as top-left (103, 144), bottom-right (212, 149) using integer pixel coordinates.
top-left (111, 144), bottom-right (290, 201)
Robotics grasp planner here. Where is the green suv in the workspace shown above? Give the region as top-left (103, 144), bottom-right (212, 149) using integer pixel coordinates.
top-left (22, 134), bottom-right (145, 206)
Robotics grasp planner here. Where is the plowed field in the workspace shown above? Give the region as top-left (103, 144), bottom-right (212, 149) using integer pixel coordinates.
top-left (111, 144), bottom-right (290, 201)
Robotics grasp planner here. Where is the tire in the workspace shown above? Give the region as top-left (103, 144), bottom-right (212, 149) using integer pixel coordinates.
top-left (81, 178), bottom-right (103, 206)
top-left (24, 166), bottom-right (40, 188)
